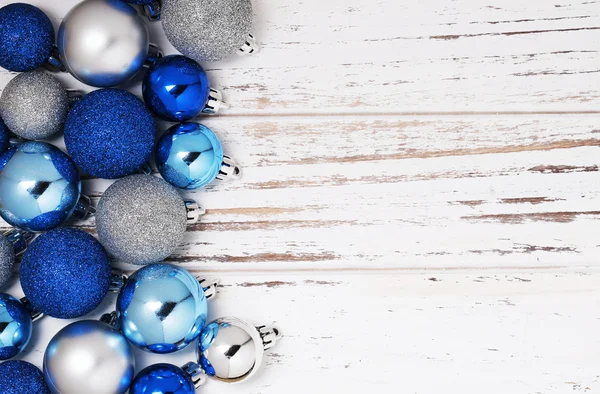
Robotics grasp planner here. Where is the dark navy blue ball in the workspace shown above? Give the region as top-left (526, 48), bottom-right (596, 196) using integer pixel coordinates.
top-left (130, 363), bottom-right (195, 394)
top-left (64, 88), bottom-right (156, 179)
top-left (143, 55), bottom-right (210, 122)
top-left (20, 228), bottom-right (112, 319)
top-left (0, 117), bottom-right (8, 154)
top-left (0, 4), bottom-right (54, 72)
top-left (0, 360), bottom-right (51, 394)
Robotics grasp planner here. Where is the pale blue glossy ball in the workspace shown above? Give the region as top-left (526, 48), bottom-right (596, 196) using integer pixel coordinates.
top-left (130, 363), bottom-right (195, 394)
top-left (0, 294), bottom-right (32, 360)
top-left (0, 141), bottom-right (81, 232)
top-left (143, 55), bottom-right (210, 122)
top-left (116, 263), bottom-right (208, 353)
top-left (155, 123), bottom-right (224, 190)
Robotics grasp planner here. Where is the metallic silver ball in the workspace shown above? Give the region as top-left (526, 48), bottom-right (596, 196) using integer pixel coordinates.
top-left (58, 0), bottom-right (150, 87)
top-left (0, 71), bottom-right (69, 140)
top-left (0, 236), bottom-right (14, 289)
top-left (44, 320), bottom-right (135, 394)
top-left (96, 175), bottom-right (188, 265)
top-left (162, 0), bottom-right (253, 62)
top-left (197, 317), bottom-right (265, 383)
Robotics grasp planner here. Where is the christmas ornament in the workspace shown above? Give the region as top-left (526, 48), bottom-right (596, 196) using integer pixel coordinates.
top-left (0, 117), bottom-right (8, 154)
top-left (58, 0), bottom-right (162, 87)
top-left (0, 360), bottom-right (51, 394)
top-left (143, 55), bottom-right (224, 121)
top-left (44, 319), bottom-right (135, 394)
top-left (156, 123), bottom-right (240, 190)
top-left (20, 228), bottom-right (112, 319)
top-left (0, 229), bottom-right (32, 289)
top-left (64, 88), bottom-right (156, 179)
top-left (0, 141), bottom-right (92, 232)
top-left (0, 3), bottom-right (59, 72)
top-left (96, 174), bottom-right (202, 265)
top-left (0, 71), bottom-right (79, 140)
top-left (130, 363), bottom-right (199, 394)
top-left (114, 263), bottom-right (217, 353)
top-left (160, 0), bottom-right (258, 62)
top-left (0, 294), bottom-right (40, 360)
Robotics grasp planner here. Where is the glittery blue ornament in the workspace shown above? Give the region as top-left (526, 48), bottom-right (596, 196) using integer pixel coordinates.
top-left (0, 3), bottom-right (55, 72)
top-left (156, 123), bottom-right (239, 190)
top-left (143, 55), bottom-right (222, 121)
top-left (130, 363), bottom-right (195, 394)
top-left (20, 228), bottom-right (112, 319)
top-left (0, 360), bottom-right (51, 394)
top-left (64, 88), bottom-right (156, 179)
top-left (0, 141), bottom-right (81, 232)
top-left (116, 263), bottom-right (209, 353)
top-left (0, 117), bottom-right (8, 154)
top-left (0, 294), bottom-right (32, 360)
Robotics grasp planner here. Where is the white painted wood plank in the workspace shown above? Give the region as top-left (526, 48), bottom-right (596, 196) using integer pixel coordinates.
top-left (7, 270), bottom-right (600, 394)
top-left (0, 0), bottom-right (599, 112)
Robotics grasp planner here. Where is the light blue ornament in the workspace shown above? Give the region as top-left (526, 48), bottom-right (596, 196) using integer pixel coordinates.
top-left (143, 55), bottom-right (223, 122)
top-left (0, 293), bottom-right (33, 360)
top-left (155, 123), bottom-right (240, 190)
top-left (116, 263), bottom-right (214, 353)
top-left (130, 363), bottom-right (195, 394)
top-left (0, 141), bottom-right (82, 232)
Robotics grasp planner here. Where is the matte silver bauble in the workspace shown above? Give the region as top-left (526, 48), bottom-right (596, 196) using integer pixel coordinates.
top-left (0, 71), bottom-right (69, 140)
top-left (58, 0), bottom-right (155, 87)
top-left (44, 320), bottom-right (135, 394)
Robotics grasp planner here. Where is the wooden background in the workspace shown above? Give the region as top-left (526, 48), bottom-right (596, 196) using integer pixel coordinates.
top-left (1, 0), bottom-right (600, 392)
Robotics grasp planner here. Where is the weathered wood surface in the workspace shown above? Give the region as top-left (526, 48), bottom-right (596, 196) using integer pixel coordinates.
top-left (0, 0), bottom-right (599, 392)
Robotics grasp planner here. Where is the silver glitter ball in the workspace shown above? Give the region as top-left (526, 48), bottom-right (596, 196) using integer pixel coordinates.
top-left (0, 235), bottom-right (14, 289)
top-left (58, 0), bottom-right (151, 87)
top-left (96, 174), bottom-right (188, 265)
top-left (0, 71), bottom-right (69, 140)
top-left (44, 320), bottom-right (135, 394)
top-left (162, 0), bottom-right (253, 62)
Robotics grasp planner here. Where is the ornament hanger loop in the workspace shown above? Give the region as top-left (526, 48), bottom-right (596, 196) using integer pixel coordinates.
top-left (199, 278), bottom-right (219, 300)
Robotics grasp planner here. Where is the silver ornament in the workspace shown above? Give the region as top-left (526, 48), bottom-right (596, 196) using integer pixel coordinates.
top-left (197, 317), bottom-right (281, 383)
top-left (44, 320), bottom-right (135, 394)
top-left (96, 174), bottom-right (200, 265)
top-left (0, 229), bottom-right (32, 289)
top-left (162, 0), bottom-right (257, 62)
top-left (0, 71), bottom-right (69, 140)
top-left (58, 0), bottom-right (159, 87)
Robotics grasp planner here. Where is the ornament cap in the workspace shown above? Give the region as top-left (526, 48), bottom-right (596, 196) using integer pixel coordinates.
top-left (185, 200), bottom-right (205, 224)
top-left (216, 155), bottom-right (242, 181)
top-left (143, 0), bottom-right (162, 21)
top-left (199, 278), bottom-right (219, 300)
top-left (3, 228), bottom-right (33, 256)
top-left (182, 362), bottom-right (207, 389)
top-left (108, 270), bottom-right (128, 292)
top-left (67, 90), bottom-right (82, 107)
top-left (238, 34), bottom-right (260, 56)
top-left (72, 194), bottom-right (96, 220)
top-left (258, 325), bottom-right (282, 350)
top-left (144, 43), bottom-right (163, 67)
top-left (42, 45), bottom-right (66, 73)
top-left (100, 311), bottom-right (119, 328)
top-left (19, 297), bottom-right (43, 321)
top-left (202, 88), bottom-right (225, 114)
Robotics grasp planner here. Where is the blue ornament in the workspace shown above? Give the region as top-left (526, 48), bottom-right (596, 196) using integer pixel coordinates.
top-left (156, 123), bottom-right (239, 190)
top-left (0, 294), bottom-right (32, 360)
top-left (64, 88), bottom-right (156, 179)
top-left (20, 228), bottom-right (112, 319)
top-left (0, 117), bottom-right (8, 154)
top-left (143, 55), bottom-right (221, 121)
top-left (0, 141), bottom-right (81, 232)
top-left (0, 360), bottom-right (51, 394)
top-left (116, 263), bottom-right (208, 353)
top-left (0, 3), bottom-right (55, 72)
top-left (130, 363), bottom-right (195, 394)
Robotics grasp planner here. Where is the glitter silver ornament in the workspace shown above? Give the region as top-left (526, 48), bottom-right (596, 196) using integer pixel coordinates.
top-left (0, 71), bottom-right (69, 140)
top-left (161, 0), bottom-right (257, 62)
top-left (44, 320), bottom-right (135, 394)
top-left (96, 174), bottom-right (201, 265)
top-left (0, 229), bottom-right (32, 289)
top-left (58, 0), bottom-right (161, 87)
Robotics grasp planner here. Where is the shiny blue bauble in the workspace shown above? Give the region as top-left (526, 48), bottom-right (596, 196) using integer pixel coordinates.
top-left (116, 263), bottom-right (208, 353)
top-left (0, 141), bottom-right (81, 232)
top-left (143, 55), bottom-right (210, 122)
top-left (155, 123), bottom-right (224, 190)
top-left (0, 294), bottom-right (32, 360)
top-left (130, 363), bottom-right (195, 394)
top-left (0, 3), bottom-right (54, 72)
